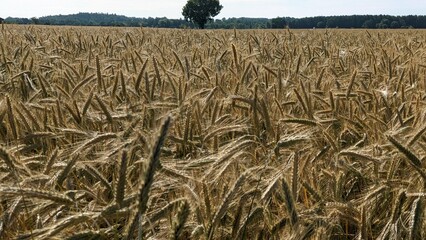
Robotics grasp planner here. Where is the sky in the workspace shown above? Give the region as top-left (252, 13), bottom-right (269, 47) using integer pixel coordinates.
top-left (1, 0), bottom-right (425, 19)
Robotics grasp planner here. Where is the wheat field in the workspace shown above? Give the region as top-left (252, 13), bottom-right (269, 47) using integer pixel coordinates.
top-left (1, 24), bottom-right (426, 239)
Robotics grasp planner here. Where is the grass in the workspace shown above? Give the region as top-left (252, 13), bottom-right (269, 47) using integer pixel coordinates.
top-left (0, 25), bottom-right (426, 239)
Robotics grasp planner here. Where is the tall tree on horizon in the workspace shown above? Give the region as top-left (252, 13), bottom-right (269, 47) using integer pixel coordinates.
top-left (182, 0), bottom-right (223, 29)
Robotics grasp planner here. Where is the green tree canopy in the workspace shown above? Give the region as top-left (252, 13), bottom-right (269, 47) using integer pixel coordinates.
top-left (182, 0), bottom-right (223, 29)
top-left (271, 17), bottom-right (286, 28)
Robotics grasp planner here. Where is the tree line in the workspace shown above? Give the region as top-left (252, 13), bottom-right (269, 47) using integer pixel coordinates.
top-left (3, 12), bottom-right (426, 29)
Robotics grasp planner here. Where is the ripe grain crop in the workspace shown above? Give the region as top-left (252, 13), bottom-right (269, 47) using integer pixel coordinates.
top-left (1, 25), bottom-right (426, 239)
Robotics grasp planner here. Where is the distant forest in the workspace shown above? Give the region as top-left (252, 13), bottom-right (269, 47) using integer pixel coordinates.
top-left (3, 12), bottom-right (426, 29)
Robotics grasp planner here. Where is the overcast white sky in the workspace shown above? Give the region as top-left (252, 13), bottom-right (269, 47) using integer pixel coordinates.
top-left (1, 0), bottom-right (425, 19)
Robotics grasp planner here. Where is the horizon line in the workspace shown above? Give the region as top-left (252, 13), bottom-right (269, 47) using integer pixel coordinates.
top-left (3, 12), bottom-right (426, 20)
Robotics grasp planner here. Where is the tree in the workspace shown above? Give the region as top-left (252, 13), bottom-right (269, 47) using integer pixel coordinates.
top-left (271, 17), bottom-right (286, 29)
top-left (390, 21), bottom-right (400, 29)
top-left (326, 17), bottom-right (337, 28)
top-left (31, 17), bottom-right (39, 25)
top-left (317, 21), bottom-right (326, 28)
top-left (182, 0), bottom-right (223, 29)
top-left (362, 19), bottom-right (374, 28)
top-left (0, 17), bottom-right (3, 24)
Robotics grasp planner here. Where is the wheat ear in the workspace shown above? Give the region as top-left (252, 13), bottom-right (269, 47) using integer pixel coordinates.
top-left (115, 150), bottom-right (128, 207)
top-left (387, 135), bottom-right (426, 180)
top-left (171, 199), bottom-right (190, 240)
top-left (0, 146), bottom-right (20, 180)
top-left (282, 177), bottom-right (299, 227)
top-left (0, 187), bottom-right (74, 205)
top-left (6, 95), bottom-right (18, 140)
top-left (43, 148), bottom-right (59, 175)
top-left (208, 171), bottom-right (248, 239)
top-left (124, 115), bottom-right (171, 239)
top-left (408, 197), bottom-right (423, 240)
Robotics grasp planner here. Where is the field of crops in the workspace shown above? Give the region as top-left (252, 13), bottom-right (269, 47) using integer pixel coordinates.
top-left (1, 24), bottom-right (426, 239)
